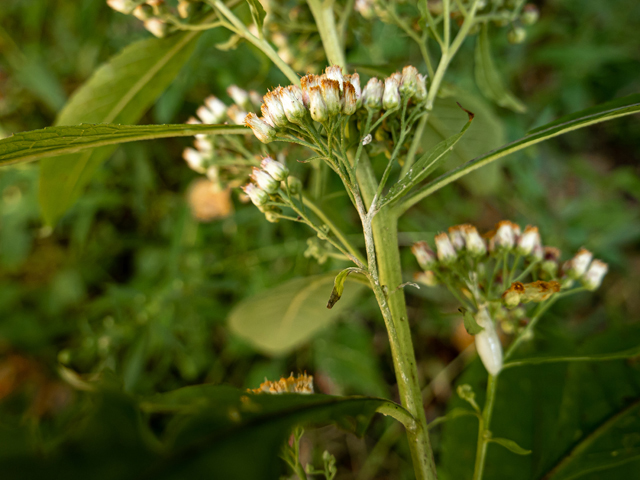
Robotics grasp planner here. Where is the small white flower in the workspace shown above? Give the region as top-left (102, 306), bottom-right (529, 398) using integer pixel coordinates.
top-left (582, 259), bottom-right (608, 291)
top-left (263, 89), bottom-right (288, 127)
top-left (280, 85), bottom-right (306, 124)
top-left (244, 112), bottom-right (276, 144)
top-left (414, 73), bottom-right (428, 102)
top-left (306, 86), bottom-right (328, 123)
top-left (363, 78), bottom-right (383, 111)
top-left (490, 220), bottom-right (521, 252)
top-left (183, 147), bottom-right (206, 173)
top-left (448, 225), bottom-right (466, 251)
top-left (517, 225), bottom-right (541, 256)
top-left (342, 83), bottom-right (357, 115)
top-left (399, 65), bottom-right (418, 98)
top-left (320, 78), bottom-right (342, 116)
top-left (251, 167), bottom-right (279, 194)
top-left (143, 19), bottom-right (168, 38)
top-left (204, 96), bottom-right (227, 123)
top-left (435, 232), bottom-right (457, 263)
top-left (414, 270), bottom-right (438, 287)
top-left (242, 183), bottom-right (269, 207)
top-left (227, 105), bottom-right (248, 125)
top-left (462, 225), bottom-right (486, 257)
top-left (260, 156), bottom-right (289, 182)
top-left (412, 241), bottom-right (437, 270)
top-left (107, 0), bottom-right (137, 14)
top-left (347, 73), bottom-right (362, 107)
top-left (197, 105), bottom-right (219, 124)
top-left (565, 248), bottom-right (593, 279)
top-left (325, 65), bottom-right (344, 91)
top-left (361, 134), bottom-right (372, 146)
top-left (382, 76), bottom-right (401, 110)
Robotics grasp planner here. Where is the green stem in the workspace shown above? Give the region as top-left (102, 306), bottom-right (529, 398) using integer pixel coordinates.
top-left (302, 195), bottom-right (367, 266)
top-left (357, 154), bottom-right (438, 480)
top-left (399, 114), bottom-right (429, 178)
top-left (472, 374), bottom-right (497, 480)
top-left (209, 0), bottom-right (300, 85)
top-left (307, 0), bottom-right (346, 68)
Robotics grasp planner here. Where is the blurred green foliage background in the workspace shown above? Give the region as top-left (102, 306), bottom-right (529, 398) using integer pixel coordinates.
top-left (0, 0), bottom-right (639, 478)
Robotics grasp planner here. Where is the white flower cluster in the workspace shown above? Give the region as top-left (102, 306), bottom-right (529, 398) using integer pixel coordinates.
top-left (412, 220), bottom-right (608, 294)
top-left (107, 0), bottom-right (199, 38)
top-left (182, 85), bottom-right (262, 180)
top-left (244, 65), bottom-right (428, 143)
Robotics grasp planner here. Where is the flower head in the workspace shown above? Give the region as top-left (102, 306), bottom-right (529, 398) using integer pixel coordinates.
top-left (564, 247), bottom-right (592, 279)
top-left (582, 259), bottom-right (608, 291)
top-left (251, 167), bottom-right (279, 194)
top-left (517, 225), bottom-right (541, 256)
top-left (260, 156), bottom-right (289, 182)
top-left (248, 372), bottom-right (314, 394)
top-left (399, 65), bottom-right (419, 98)
top-left (461, 224), bottom-right (486, 257)
top-left (227, 85), bottom-right (251, 110)
top-left (263, 89), bottom-right (288, 127)
top-left (244, 112), bottom-right (276, 144)
top-left (242, 183), bottom-right (269, 206)
top-left (383, 76), bottom-right (401, 110)
top-left (320, 78), bottom-right (342, 116)
top-left (308, 86), bottom-right (328, 123)
top-left (280, 85), bottom-right (306, 124)
top-left (363, 77), bottom-right (383, 111)
top-left (412, 241), bottom-right (437, 270)
top-left (435, 232), bottom-right (457, 263)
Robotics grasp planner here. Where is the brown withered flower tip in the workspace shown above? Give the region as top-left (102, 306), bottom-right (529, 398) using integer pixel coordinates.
top-left (247, 372), bottom-right (314, 395)
top-left (522, 280), bottom-right (561, 302)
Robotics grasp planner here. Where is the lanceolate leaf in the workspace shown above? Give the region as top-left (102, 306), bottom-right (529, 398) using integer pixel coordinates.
top-left (475, 24), bottom-right (527, 113)
top-left (489, 437), bottom-right (532, 456)
top-left (246, 0), bottom-right (267, 38)
top-left (228, 274), bottom-right (365, 356)
top-left (383, 105), bottom-right (474, 208)
top-left (0, 123), bottom-right (248, 167)
top-left (399, 93), bottom-right (640, 213)
top-left (327, 267), bottom-right (366, 309)
top-left (38, 29), bottom-right (204, 225)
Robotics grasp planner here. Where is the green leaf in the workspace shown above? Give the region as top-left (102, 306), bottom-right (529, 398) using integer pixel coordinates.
top-left (38, 29), bottom-right (203, 225)
top-left (475, 24), bottom-right (527, 113)
top-left (461, 308), bottom-right (484, 336)
top-left (400, 93), bottom-right (640, 213)
top-left (503, 344), bottom-right (640, 369)
top-left (228, 273), bottom-right (365, 356)
top-left (489, 437), bottom-right (532, 456)
top-left (421, 92), bottom-right (506, 197)
top-left (383, 104), bottom-right (474, 207)
top-left (326, 267), bottom-right (365, 309)
top-left (440, 324), bottom-right (640, 480)
top-left (246, 0), bottom-right (266, 38)
top-left (0, 123), bottom-right (248, 167)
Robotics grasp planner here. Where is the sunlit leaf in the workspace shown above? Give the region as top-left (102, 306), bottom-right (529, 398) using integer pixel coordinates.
top-left (228, 273), bottom-right (365, 356)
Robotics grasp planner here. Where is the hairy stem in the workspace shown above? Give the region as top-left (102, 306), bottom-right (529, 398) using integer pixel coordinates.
top-left (472, 374), bottom-right (497, 480)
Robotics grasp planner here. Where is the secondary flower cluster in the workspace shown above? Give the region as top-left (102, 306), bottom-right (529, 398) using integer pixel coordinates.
top-left (182, 85), bottom-right (263, 188)
top-left (107, 0), bottom-right (206, 37)
top-left (248, 372), bottom-right (314, 395)
top-left (244, 65), bottom-right (428, 143)
top-left (411, 221), bottom-right (609, 376)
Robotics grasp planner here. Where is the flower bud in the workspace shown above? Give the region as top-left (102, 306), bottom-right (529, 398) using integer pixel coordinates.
top-left (197, 105), bottom-right (220, 124)
top-left (346, 73), bottom-right (362, 104)
top-left (251, 167), bottom-right (279, 194)
top-left (355, 0), bottom-right (375, 19)
top-left (540, 246), bottom-right (560, 278)
top-left (107, 0), bottom-right (139, 14)
top-left (280, 85), bottom-right (307, 124)
top-left (363, 78), bottom-right (383, 111)
top-left (283, 175), bottom-right (302, 195)
top-left (325, 65), bottom-right (344, 91)
top-left (516, 225), bottom-right (541, 256)
top-left (508, 27), bottom-right (527, 44)
top-left (564, 247), bottom-right (592, 279)
top-left (489, 220), bottom-right (521, 253)
top-left (320, 79), bottom-right (342, 116)
top-left (520, 4), bottom-right (539, 25)
top-left (414, 270), bottom-right (438, 287)
top-left (203, 96), bottom-right (227, 123)
top-left (144, 19), bottom-right (168, 38)
top-left (263, 89), bottom-right (288, 127)
top-left (342, 83), bottom-right (357, 115)
top-left (447, 225), bottom-right (466, 251)
top-left (581, 259), bottom-right (608, 291)
top-left (435, 232), bottom-right (457, 264)
top-left (300, 74), bottom-right (320, 107)
top-left (227, 85), bottom-right (251, 110)
top-left (261, 156), bottom-right (289, 182)
top-left (132, 4), bottom-right (154, 20)
top-left (412, 241), bottom-right (437, 270)
top-left (183, 147), bottom-right (206, 173)
top-left (414, 74), bottom-right (428, 102)
top-left (194, 137), bottom-right (213, 153)
top-left (383, 76), bottom-right (401, 110)
top-left (399, 66), bottom-right (419, 98)
top-left (474, 306), bottom-right (503, 376)
top-left (244, 112), bottom-right (276, 144)
top-left (242, 183), bottom-right (269, 206)
top-left (462, 225), bottom-right (486, 257)
top-left (502, 282), bottom-right (524, 308)
top-left (308, 86), bottom-right (328, 123)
